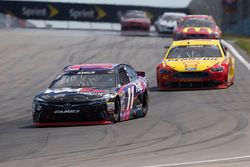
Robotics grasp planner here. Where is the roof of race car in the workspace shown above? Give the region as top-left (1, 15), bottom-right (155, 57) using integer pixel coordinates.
top-left (183, 15), bottom-right (212, 19)
top-left (162, 12), bottom-right (186, 17)
top-left (171, 39), bottom-right (221, 46)
top-left (64, 64), bottom-right (118, 71)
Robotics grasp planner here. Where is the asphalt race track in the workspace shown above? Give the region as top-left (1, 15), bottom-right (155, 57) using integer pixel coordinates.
top-left (0, 29), bottom-right (250, 167)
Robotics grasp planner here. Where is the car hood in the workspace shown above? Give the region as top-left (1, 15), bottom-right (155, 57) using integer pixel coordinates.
top-left (164, 57), bottom-right (224, 72)
top-left (159, 20), bottom-right (176, 27)
top-left (35, 87), bottom-right (115, 103)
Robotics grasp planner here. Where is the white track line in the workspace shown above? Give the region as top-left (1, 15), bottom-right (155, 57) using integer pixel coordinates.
top-left (222, 40), bottom-right (250, 70)
top-left (143, 155), bottom-right (250, 167)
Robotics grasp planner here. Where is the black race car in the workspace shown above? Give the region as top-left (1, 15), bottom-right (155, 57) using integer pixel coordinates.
top-left (32, 64), bottom-right (149, 126)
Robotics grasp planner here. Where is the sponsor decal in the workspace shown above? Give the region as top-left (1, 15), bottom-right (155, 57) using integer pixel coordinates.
top-left (107, 102), bottom-right (115, 112)
top-left (78, 88), bottom-right (105, 96)
top-left (203, 57), bottom-right (218, 60)
top-left (167, 57), bottom-right (218, 61)
top-left (54, 110), bottom-right (80, 114)
top-left (69, 6), bottom-right (106, 20)
top-left (78, 92), bottom-right (104, 96)
top-left (69, 8), bottom-right (95, 19)
top-left (185, 67), bottom-right (197, 71)
top-left (44, 88), bottom-right (80, 94)
top-left (183, 61), bottom-right (200, 67)
top-left (77, 71), bottom-right (95, 74)
top-left (79, 88), bottom-right (104, 93)
top-left (22, 4), bottom-right (58, 18)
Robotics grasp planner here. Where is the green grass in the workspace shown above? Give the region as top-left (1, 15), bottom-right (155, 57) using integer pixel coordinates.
top-left (224, 35), bottom-right (250, 55)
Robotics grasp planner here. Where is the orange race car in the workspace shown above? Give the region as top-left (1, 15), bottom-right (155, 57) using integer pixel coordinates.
top-left (173, 15), bottom-right (222, 40)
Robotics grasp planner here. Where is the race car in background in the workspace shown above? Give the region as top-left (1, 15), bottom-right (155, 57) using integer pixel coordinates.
top-left (154, 12), bottom-right (186, 34)
top-left (173, 15), bottom-right (222, 40)
top-left (32, 64), bottom-right (149, 126)
top-left (120, 10), bottom-right (151, 31)
top-left (156, 39), bottom-right (235, 90)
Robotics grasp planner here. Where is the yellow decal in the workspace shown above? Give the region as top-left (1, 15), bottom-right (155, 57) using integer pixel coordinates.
top-left (48, 4), bottom-right (59, 18)
top-left (95, 6), bottom-right (106, 20)
top-left (183, 27), bottom-right (212, 34)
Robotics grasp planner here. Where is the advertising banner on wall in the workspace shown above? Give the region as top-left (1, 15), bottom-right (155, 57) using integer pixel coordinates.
top-left (0, 1), bottom-right (189, 22)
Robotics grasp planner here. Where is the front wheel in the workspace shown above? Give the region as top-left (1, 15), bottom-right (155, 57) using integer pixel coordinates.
top-left (112, 99), bottom-right (121, 123)
top-left (141, 92), bottom-right (148, 117)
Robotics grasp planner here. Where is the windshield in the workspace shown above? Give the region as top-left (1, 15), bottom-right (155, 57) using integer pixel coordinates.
top-left (50, 73), bottom-right (116, 89)
top-left (167, 45), bottom-right (222, 58)
top-left (163, 15), bottom-right (182, 21)
top-left (181, 18), bottom-right (214, 28)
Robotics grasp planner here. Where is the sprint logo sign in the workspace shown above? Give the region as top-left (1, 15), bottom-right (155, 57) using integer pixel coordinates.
top-left (22, 4), bottom-right (58, 18)
top-left (69, 6), bottom-right (106, 20)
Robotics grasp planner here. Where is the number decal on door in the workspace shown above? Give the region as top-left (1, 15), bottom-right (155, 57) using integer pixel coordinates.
top-left (127, 86), bottom-right (134, 110)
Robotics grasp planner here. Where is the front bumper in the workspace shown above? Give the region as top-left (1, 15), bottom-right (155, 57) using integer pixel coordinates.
top-left (32, 100), bottom-right (113, 126)
top-left (157, 71), bottom-right (228, 90)
top-left (121, 22), bottom-right (150, 31)
top-left (158, 26), bottom-right (174, 34)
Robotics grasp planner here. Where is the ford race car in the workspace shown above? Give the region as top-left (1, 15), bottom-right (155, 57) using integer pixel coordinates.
top-left (32, 64), bottom-right (149, 126)
top-left (120, 10), bottom-right (151, 32)
top-left (156, 39), bottom-right (235, 90)
top-left (174, 15), bottom-right (222, 40)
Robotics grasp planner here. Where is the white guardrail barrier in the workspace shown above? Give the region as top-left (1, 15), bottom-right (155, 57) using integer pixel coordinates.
top-left (222, 40), bottom-right (250, 71)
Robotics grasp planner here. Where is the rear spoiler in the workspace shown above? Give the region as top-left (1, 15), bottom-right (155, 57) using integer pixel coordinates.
top-left (136, 71), bottom-right (145, 77)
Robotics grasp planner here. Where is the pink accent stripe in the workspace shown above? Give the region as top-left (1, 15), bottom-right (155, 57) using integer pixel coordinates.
top-left (35, 121), bottom-right (112, 127)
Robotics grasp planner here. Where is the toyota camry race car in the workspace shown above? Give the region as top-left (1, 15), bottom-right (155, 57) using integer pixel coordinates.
top-left (120, 10), bottom-right (151, 31)
top-left (174, 15), bottom-right (222, 40)
top-left (156, 39), bottom-right (235, 90)
top-left (32, 64), bottom-right (149, 126)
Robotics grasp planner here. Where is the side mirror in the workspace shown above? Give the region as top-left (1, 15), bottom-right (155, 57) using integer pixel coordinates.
top-left (136, 71), bottom-right (145, 77)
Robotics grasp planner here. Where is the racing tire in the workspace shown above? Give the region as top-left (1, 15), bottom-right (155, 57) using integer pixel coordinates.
top-left (141, 92), bottom-right (148, 117)
top-left (113, 98), bottom-right (121, 123)
top-left (223, 71), bottom-right (231, 88)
